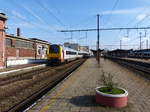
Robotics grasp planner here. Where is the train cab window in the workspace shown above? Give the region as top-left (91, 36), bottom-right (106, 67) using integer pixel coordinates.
top-left (49, 45), bottom-right (60, 53)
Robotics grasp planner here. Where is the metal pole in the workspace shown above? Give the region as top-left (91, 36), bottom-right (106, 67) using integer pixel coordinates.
top-left (71, 32), bottom-right (73, 42)
top-left (97, 14), bottom-right (100, 64)
top-left (85, 32), bottom-right (87, 46)
top-left (146, 40), bottom-right (148, 49)
top-left (120, 40), bottom-right (122, 49)
top-left (139, 32), bottom-right (142, 50)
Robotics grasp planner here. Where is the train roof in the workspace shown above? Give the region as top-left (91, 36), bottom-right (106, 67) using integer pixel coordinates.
top-left (51, 44), bottom-right (89, 53)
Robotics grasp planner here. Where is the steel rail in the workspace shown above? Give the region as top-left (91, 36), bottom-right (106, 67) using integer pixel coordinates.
top-left (106, 57), bottom-right (150, 75)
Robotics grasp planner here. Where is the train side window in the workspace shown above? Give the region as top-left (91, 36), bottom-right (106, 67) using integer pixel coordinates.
top-left (66, 51), bottom-right (77, 55)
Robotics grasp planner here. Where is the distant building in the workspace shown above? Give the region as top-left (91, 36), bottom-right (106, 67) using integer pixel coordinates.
top-left (64, 42), bottom-right (80, 51)
top-left (64, 42), bottom-right (90, 52)
top-left (79, 46), bottom-right (89, 52)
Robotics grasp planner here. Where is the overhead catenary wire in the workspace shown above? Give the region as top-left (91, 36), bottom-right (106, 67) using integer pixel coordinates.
top-left (10, 0), bottom-right (70, 38)
top-left (35, 0), bottom-right (71, 44)
top-left (59, 26), bottom-right (150, 32)
top-left (12, 0), bottom-right (59, 31)
top-left (107, 2), bottom-right (150, 50)
top-left (36, 0), bottom-right (66, 27)
top-left (126, 5), bottom-right (150, 27)
top-left (113, 4), bottom-right (150, 48)
top-left (10, 12), bottom-right (52, 34)
top-left (104, 0), bottom-right (120, 26)
top-left (45, 0), bottom-right (62, 15)
top-left (125, 14), bottom-right (150, 48)
top-left (102, 0), bottom-right (125, 48)
top-left (9, 0), bottom-right (55, 34)
top-left (69, 15), bottom-right (95, 28)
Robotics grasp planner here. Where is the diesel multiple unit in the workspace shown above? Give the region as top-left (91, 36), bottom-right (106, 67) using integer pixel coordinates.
top-left (47, 44), bottom-right (89, 64)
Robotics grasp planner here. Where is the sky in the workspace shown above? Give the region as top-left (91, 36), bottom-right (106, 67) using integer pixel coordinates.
top-left (1, 0), bottom-right (150, 50)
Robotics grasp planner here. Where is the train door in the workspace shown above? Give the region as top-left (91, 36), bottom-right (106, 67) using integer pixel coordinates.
top-left (61, 48), bottom-right (65, 62)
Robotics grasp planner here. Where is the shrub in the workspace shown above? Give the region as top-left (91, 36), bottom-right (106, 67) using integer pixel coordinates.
top-left (101, 70), bottom-right (118, 91)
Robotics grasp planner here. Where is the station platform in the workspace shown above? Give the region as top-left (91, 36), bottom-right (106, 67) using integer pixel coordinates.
top-left (27, 58), bottom-right (150, 112)
top-left (0, 64), bottom-right (46, 76)
top-left (122, 57), bottom-right (150, 63)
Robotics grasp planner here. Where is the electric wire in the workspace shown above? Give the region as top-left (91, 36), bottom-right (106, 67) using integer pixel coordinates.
top-left (9, 0), bottom-right (54, 34)
top-left (13, 0), bottom-right (58, 31)
top-left (113, 4), bottom-right (150, 49)
top-left (36, 0), bottom-right (66, 27)
top-left (104, 0), bottom-right (120, 26)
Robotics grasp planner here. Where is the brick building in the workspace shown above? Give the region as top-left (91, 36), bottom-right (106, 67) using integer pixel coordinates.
top-left (5, 35), bottom-right (49, 66)
top-left (0, 13), bottom-right (7, 68)
top-left (0, 13), bottom-right (50, 68)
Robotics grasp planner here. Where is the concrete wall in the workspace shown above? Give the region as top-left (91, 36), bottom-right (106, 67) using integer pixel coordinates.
top-left (7, 59), bottom-right (47, 66)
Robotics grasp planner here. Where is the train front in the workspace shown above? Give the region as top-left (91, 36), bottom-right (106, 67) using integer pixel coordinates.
top-left (47, 44), bottom-right (64, 64)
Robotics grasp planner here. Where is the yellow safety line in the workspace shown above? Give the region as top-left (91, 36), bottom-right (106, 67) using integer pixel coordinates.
top-left (39, 69), bottom-right (80, 112)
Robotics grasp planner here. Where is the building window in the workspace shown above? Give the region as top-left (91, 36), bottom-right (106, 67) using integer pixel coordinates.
top-left (16, 40), bottom-right (34, 49)
top-left (6, 38), bottom-right (12, 47)
top-left (37, 45), bottom-right (42, 55)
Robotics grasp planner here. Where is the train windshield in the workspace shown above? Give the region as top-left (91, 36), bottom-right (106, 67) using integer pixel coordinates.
top-left (49, 45), bottom-right (60, 53)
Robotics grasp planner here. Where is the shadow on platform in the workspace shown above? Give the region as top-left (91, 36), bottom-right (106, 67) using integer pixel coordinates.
top-left (70, 95), bottom-right (132, 111)
top-left (70, 95), bottom-right (104, 107)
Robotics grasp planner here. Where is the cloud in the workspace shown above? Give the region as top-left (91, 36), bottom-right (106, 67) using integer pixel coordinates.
top-left (11, 10), bottom-right (26, 20)
top-left (101, 7), bottom-right (144, 15)
top-left (136, 14), bottom-right (147, 21)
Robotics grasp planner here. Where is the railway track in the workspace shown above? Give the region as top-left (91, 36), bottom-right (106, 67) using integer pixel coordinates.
top-left (0, 59), bottom-right (85, 112)
top-left (106, 57), bottom-right (150, 77)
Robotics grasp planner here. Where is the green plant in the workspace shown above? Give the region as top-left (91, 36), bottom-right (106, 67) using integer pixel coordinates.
top-left (101, 70), bottom-right (118, 91)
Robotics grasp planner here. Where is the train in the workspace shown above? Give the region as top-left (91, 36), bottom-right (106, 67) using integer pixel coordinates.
top-left (47, 44), bottom-right (90, 64)
top-left (128, 49), bottom-right (150, 59)
top-left (105, 49), bottom-right (150, 59)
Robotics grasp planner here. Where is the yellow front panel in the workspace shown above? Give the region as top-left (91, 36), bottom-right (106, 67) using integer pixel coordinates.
top-left (47, 45), bottom-right (61, 60)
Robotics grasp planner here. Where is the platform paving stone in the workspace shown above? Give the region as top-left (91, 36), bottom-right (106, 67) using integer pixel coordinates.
top-left (28, 58), bottom-right (150, 112)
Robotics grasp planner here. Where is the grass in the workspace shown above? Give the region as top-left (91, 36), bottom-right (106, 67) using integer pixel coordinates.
top-left (98, 87), bottom-right (125, 95)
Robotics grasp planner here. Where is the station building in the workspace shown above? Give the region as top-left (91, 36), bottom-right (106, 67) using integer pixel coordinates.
top-left (105, 49), bottom-right (131, 57)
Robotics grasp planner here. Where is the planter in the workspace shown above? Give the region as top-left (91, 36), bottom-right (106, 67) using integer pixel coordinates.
top-left (95, 87), bottom-right (128, 108)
